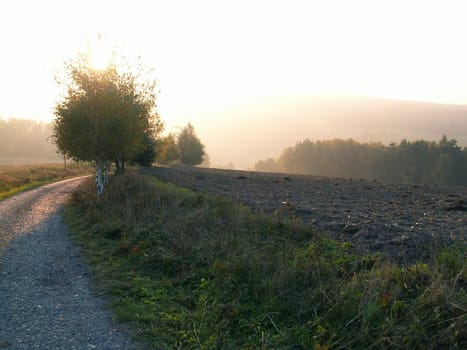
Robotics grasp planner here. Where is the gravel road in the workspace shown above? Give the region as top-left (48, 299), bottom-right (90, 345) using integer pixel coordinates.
top-left (142, 166), bottom-right (466, 265)
top-left (0, 177), bottom-right (139, 350)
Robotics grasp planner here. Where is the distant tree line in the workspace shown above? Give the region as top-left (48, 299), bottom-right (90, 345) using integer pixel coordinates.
top-left (0, 117), bottom-right (206, 171)
top-left (254, 136), bottom-right (467, 186)
top-left (0, 118), bottom-right (60, 162)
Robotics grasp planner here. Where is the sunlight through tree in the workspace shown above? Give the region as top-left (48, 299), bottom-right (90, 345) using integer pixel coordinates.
top-left (53, 45), bottom-right (162, 195)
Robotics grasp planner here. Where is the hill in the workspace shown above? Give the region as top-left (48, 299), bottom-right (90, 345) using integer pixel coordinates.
top-left (201, 95), bottom-right (467, 169)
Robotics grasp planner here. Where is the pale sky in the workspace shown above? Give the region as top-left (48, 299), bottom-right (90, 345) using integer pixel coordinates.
top-left (2, 0), bottom-right (467, 166)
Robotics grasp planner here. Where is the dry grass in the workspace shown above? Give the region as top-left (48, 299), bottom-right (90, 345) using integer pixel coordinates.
top-left (0, 163), bottom-right (92, 199)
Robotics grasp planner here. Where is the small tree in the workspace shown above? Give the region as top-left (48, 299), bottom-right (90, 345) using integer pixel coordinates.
top-left (53, 48), bottom-right (161, 195)
top-left (177, 123), bottom-right (205, 166)
top-left (156, 133), bottom-right (180, 165)
top-left (133, 130), bottom-right (159, 167)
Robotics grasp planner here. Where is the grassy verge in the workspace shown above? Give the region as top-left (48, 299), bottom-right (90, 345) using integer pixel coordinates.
top-left (65, 172), bottom-right (466, 349)
top-left (0, 163), bottom-right (92, 199)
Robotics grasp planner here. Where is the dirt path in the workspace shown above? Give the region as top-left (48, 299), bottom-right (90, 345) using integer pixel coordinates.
top-left (0, 177), bottom-right (139, 349)
top-left (143, 166), bottom-right (466, 265)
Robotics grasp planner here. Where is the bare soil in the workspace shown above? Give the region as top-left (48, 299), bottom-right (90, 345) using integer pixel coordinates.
top-left (142, 166), bottom-right (466, 264)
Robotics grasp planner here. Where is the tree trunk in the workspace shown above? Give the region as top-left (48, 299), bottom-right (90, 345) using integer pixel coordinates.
top-left (103, 160), bottom-right (110, 186)
top-left (95, 160), bottom-right (105, 196)
top-left (115, 155), bottom-right (125, 175)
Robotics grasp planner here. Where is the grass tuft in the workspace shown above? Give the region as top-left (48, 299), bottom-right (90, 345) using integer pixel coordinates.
top-left (65, 171), bottom-right (466, 349)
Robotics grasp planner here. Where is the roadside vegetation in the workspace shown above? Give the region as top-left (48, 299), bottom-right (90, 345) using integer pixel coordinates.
top-left (65, 172), bottom-right (466, 349)
top-left (0, 163), bottom-right (92, 199)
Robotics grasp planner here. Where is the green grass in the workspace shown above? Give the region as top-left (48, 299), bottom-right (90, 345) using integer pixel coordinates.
top-left (0, 163), bottom-right (92, 199)
top-left (65, 172), bottom-right (466, 349)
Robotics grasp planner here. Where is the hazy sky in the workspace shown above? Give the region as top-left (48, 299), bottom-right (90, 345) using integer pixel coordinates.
top-left (2, 0), bottom-right (467, 166)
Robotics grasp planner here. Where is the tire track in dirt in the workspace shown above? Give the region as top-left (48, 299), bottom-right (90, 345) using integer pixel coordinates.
top-left (0, 177), bottom-right (85, 250)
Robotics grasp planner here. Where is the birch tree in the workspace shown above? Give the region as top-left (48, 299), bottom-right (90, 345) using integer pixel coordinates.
top-left (53, 51), bottom-right (162, 195)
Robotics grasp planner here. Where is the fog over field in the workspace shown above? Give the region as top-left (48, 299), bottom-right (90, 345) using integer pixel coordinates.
top-left (2, 94), bottom-right (467, 168)
top-left (199, 95), bottom-right (467, 169)
top-left (0, 119), bottom-right (61, 164)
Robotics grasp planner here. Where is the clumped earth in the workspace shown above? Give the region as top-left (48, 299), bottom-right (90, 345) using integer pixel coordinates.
top-left (142, 166), bottom-right (466, 264)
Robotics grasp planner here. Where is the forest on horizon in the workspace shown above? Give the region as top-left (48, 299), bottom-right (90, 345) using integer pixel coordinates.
top-left (255, 136), bottom-right (467, 186)
top-left (2, 118), bottom-right (467, 187)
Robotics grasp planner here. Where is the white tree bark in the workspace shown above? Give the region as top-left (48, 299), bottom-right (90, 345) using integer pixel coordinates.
top-left (95, 160), bottom-right (105, 196)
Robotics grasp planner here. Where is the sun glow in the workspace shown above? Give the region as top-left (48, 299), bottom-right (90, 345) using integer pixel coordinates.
top-left (87, 39), bottom-right (113, 70)
top-left (1, 0), bottom-right (467, 149)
